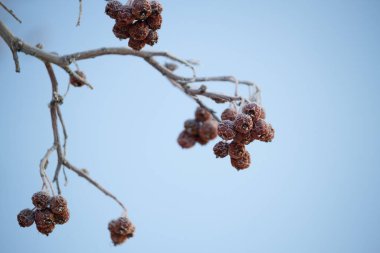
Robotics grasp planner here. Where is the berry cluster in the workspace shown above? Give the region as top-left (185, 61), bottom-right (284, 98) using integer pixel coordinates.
top-left (177, 107), bottom-right (218, 148)
top-left (108, 216), bottom-right (135, 245)
top-left (105, 0), bottom-right (163, 51)
top-left (17, 191), bottom-right (70, 236)
top-left (213, 103), bottom-right (275, 170)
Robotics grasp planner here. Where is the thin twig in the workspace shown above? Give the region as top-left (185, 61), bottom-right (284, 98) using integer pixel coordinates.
top-left (76, 0), bottom-right (83, 27)
top-left (0, 2), bottom-right (22, 24)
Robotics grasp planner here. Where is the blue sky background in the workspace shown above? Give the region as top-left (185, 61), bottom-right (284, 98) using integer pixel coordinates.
top-left (1, 0), bottom-right (380, 252)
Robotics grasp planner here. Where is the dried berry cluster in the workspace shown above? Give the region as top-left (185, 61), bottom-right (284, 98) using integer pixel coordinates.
top-left (17, 191), bottom-right (70, 236)
top-left (105, 0), bottom-right (163, 51)
top-left (177, 107), bottom-right (218, 148)
top-left (213, 103), bottom-right (275, 170)
top-left (108, 216), bottom-right (135, 245)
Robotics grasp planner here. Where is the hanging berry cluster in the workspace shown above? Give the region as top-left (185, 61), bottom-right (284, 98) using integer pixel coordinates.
top-left (17, 191), bottom-right (70, 236)
top-left (108, 216), bottom-right (135, 245)
top-left (177, 107), bottom-right (218, 148)
top-left (105, 0), bottom-right (163, 51)
top-left (213, 103), bottom-right (275, 170)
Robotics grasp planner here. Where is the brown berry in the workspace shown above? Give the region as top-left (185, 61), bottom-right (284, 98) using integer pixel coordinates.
top-left (105, 0), bottom-right (122, 19)
top-left (54, 209), bottom-right (70, 225)
top-left (177, 131), bottom-right (196, 149)
top-left (221, 108), bottom-right (237, 121)
top-left (184, 119), bottom-right (199, 136)
top-left (32, 191), bottom-right (51, 210)
top-left (150, 1), bottom-right (163, 14)
top-left (129, 20), bottom-right (149, 41)
top-left (199, 120), bottom-right (218, 141)
top-left (146, 13), bottom-right (162, 30)
top-left (233, 113), bottom-right (253, 134)
top-left (195, 135), bottom-right (209, 145)
top-left (231, 151), bottom-right (251, 170)
top-left (50, 195), bottom-right (68, 215)
top-left (213, 141), bottom-right (229, 158)
top-left (116, 5), bottom-right (135, 25)
top-left (17, 209), bottom-right (35, 227)
top-left (228, 141), bottom-right (246, 159)
top-left (250, 119), bottom-right (269, 140)
top-left (113, 22), bottom-right (130, 39)
top-left (108, 217), bottom-right (135, 246)
top-left (131, 0), bottom-right (152, 20)
top-left (128, 38), bottom-right (146, 51)
top-left (145, 30), bottom-right (159, 46)
top-left (195, 107), bottom-right (211, 122)
top-left (217, 120), bottom-right (236, 140)
top-left (234, 132), bottom-right (252, 145)
top-left (70, 70), bottom-right (87, 87)
top-left (258, 124), bottom-right (275, 142)
top-left (242, 103), bottom-right (265, 121)
top-left (35, 209), bottom-right (55, 236)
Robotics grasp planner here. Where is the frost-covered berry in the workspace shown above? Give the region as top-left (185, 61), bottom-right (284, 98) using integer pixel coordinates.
top-left (32, 191), bottom-right (51, 210)
top-left (177, 131), bottom-right (196, 149)
top-left (54, 209), bottom-right (70, 225)
top-left (131, 0), bottom-right (152, 20)
top-left (116, 5), bottom-right (135, 25)
top-left (17, 209), bottom-right (35, 227)
top-left (258, 124), bottom-right (275, 142)
top-left (195, 107), bottom-right (211, 122)
top-left (199, 120), bottom-right (218, 141)
top-left (145, 30), bottom-right (159, 46)
top-left (213, 141), bottom-right (229, 158)
top-left (234, 132), bottom-right (252, 145)
top-left (221, 108), bottom-right (237, 121)
top-left (150, 1), bottom-right (163, 14)
top-left (113, 22), bottom-right (130, 39)
top-left (250, 119), bottom-right (269, 140)
top-left (146, 13), bottom-right (162, 30)
top-left (228, 141), bottom-right (246, 159)
top-left (70, 70), bottom-right (87, 87)
top-left (105, 0), bottom-right (122, 19)
top-left (195, 135), bottom-right (209, 145)
top-left (242, 103), bottom-right (264, 122)
top-left (217, 120), bottom-right (236, 141)
top-left (35, 209), bottom-right (55, 236)
top-left (50, 195), bottom-right (68, 215)
top-left (233, 113), bottom-right (253, 134)
top-left (128, 38), bottom-right (146, 51)
top-left (108, 217), bottom-right (135, 246)
top-left (184, 119), bottom-right (199, 136)
top-left (129, 21), bottom-right (149, 41)
top-left (231, 151), bottom-right (251, 170)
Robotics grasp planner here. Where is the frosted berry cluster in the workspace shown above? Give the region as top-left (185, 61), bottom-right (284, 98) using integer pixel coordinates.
top-left (177, 107), bottom-right (218, 148)
top-left (108, 216), bottom-right (135, 245)
top-left (105, 0), bottom-right (163, 51)
top-left (17, 191), bottom-right (70, 236)
top-left (214, 103), bottom-right (275, 170)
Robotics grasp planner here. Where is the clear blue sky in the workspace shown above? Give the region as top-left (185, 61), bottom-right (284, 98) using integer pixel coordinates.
top-left (1, 0), bottom-right (380, 252)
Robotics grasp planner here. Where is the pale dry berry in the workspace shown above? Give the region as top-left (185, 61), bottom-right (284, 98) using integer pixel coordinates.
top-left (195, 107), bottom-right (211, 122)
top-left (234, 132), bottom-right (252, 145)
top-left (35, 209), bottom-right (55, 236)
top-left (221, 108), bottom-right (237, 121)
top-left (50, 195), bottom-right (68, 215)
top-left (129, 21), bottom-right (149, 41)
top-left (177, 131), bottom-right (196, 149)
top-left (116, 5), bottom-right (135, 25)
top-left (233, 113), bottom-right (253, 134)
top-left (250, 119), bottom-right (269, 140)
top-left (145, 30), bottom-right (159, 46)
top-left (146, 13), bottom-right (162, 30)
top-left (242, 103), bottom-right (264, 122)
top-left (54, 209), bottom-right (70, 225)
top-left (131, 0), bottom-right (152, 20)
top-left (32, 191), bottom-right (51, 210)
top-left (184, 119), bottom-right (199, 136)
top-left (217, 120), bottom-right (236, 140)
top-left (108, 217), bottom-right (135, 246)
top-left (213, 141), bottom-right (229, 158)
top-left (17, 209), bottom-right (35, 228)
top-left (113, 22), bottom-right (130, 39)
top-left (150, 1), bottom-right (163, 14)
top-left (199, 120), bottom-right (218, 141)
top-left (231, 151), bottom-right (251, 170)
top-left (105, 0), bottom-right (122, 19)
top-left (228, 141), bottom-right (246, 159)
top-left (70, 70), bottom-right (86, 87)
top-left (128, 38), bottom-right (146, 51)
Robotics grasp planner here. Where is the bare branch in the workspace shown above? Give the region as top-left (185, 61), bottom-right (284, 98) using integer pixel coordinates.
top-left (0, 2), bottom-right (22, 24)
top-left (76, 0), bottom-right (83, 27)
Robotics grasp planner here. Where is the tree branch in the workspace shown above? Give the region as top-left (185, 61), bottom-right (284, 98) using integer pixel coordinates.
top-left (0, 2), bottom-right (22, 24)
